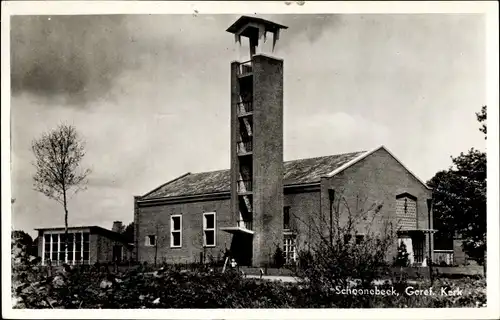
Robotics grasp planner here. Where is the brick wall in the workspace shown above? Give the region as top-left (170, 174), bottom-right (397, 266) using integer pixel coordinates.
top-left (136, 198), bottom-right (233, 264)
top-left (319, 147), bottom-right (433, 262)
top-left (135, 147), bottom-right (432, 266)
top-left (252, 54), bottom-right (284, 266)
top-left (89, 233), bottom-right (98, 264)
top-left (96, 234), bottom-right (134, 263)
top-left (283, 190), bottom-right (321, 252)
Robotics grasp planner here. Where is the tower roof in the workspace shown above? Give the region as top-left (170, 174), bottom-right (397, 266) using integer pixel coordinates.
top-left (226, 15), bottom-right (288, 35)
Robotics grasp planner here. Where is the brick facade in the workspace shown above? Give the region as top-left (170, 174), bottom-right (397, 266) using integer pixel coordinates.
top-left (136, 197), bottom-right (234, 264)
top-left (319, 148), bottom-right (433, 263)
top-left (135, 147), bottom-right (433, 266)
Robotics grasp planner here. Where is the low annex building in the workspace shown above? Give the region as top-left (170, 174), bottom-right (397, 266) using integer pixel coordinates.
top-left (35, 222), bottom-right (133, 266)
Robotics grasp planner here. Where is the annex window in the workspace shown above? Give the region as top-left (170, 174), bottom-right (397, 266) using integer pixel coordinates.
top-left (171, 215), bottom-right (182, 248)
top-left (203, 212), bottom-right (216, 247)
top-left (145, 235), bottom-right (156, 247)
top-left (42, 231), bottom-right (90, 266)
top-left (283, 236), bottom-right (297, 264)
top-left (283, 206), bottom-right (291, 229)
top-left (83, 232), bottom-right (90, 264)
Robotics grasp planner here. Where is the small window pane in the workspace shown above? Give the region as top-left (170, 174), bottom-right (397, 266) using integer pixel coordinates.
top-left (68, 251), bottom-right (74, 260)
top-left (205, 214), bottom-right (214, 229)
top-left (44, 252), bottom-right (50, 260)
top-left (172, 217), bottom-right (181, 231)
top-left (83, 242), bottom-right (89, 252)
top-left (83, 251), bottom-right (89, 260)
top-left (75, 252), bottom-right (81, 261)
top-left (205, 230), bottom-right (215, 246)
top-left (75, 242), bottom-right (81, 251)
top-left (148, 235), bottom-right (156, 246)
top-left (172, 232), bottom-right (181, 247)
top-left (284, 207), bottom-right (290, 229)
top-left (83, 233), bottom-right (89, 242)
top-left (52, 252), bottom-right (58, 261)
top-left (44, 234), bottom-right (51, 243)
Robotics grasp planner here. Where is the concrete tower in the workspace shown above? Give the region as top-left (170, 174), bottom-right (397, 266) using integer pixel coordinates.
top-left (222, 16), bottom-right (288, 267)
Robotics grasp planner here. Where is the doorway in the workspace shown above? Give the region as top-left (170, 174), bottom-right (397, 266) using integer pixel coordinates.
top-left (112, 245), bottom-right (123, 263)
top-left (230, 233), bottom-right (253, 266)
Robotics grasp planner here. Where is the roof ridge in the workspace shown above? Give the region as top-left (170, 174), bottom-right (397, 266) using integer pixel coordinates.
top-left (284, 150), bottom-right (366, 163)
top-left (189, 168), bottom-right (230, 175)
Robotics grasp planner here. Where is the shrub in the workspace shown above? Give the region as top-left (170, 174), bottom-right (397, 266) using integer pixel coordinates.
top-left (273, 246), bottom-right (285, 269)
top-left (393, 241), bottom-right (410, 267)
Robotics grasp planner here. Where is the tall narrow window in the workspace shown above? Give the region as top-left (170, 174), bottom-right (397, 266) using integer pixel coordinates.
top-left (66, 233), bottom-right (74, 263)
top-left (43, 234), bottom-right (50, 264)
top-left (283, 236), bottom-right (297, 264)
top-left (203, 212), bottom-right (216, 247)
top-left (75, 232), bottom-right (82, 264)
top-left (171, 215), bottom-right (182, 248)
top-left (283, 206), bottom-right (291, 229)
top-left (51, 234), bottom-right (58, 263)
top-left (83, 232), bottom-right (90, 264)
top-left (59, 233), bottom-right (66, 263)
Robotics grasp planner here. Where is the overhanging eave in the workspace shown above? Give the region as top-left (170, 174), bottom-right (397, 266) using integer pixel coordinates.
top-left (220, 226), bottom-right (255, 235)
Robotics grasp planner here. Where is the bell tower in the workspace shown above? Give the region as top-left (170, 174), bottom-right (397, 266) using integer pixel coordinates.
top-left (222, 16), bottom-right (288, 267)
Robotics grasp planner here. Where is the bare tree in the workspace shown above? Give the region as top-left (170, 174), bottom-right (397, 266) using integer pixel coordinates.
top-left (31, 124), bottom-right (91, 262)
top-left (293, 189), bottom-right (397, 295)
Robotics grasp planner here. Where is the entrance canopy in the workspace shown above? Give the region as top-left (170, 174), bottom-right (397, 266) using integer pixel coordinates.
top-left (220, 226), bottom-right (255, 235)
top-left (398, 228), bottom-right (437, 235)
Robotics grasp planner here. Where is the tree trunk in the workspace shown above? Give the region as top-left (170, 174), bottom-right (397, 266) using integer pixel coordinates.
top-left (63, 189), bottom-right (69, 264)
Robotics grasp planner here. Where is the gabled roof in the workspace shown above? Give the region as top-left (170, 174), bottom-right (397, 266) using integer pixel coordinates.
top-left (141, 151), bottom-right (365, 200)
top-left (326, 145), bottom-right (432, 190)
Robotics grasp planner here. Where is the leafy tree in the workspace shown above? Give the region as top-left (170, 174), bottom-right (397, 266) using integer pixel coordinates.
top-left (12, 230), bottom-right (33, 250)
top-left (121, 222), bottom-right (135, 243)
top-left (427, 106), bottom-right (486, 264)
top-left (476, 105), bottom-right (486, 138)
top-left (31, 124), bottom-right (91, 261)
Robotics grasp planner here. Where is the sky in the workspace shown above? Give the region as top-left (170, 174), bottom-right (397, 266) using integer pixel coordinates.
top-left (9, 14), bottom-right (486, 238)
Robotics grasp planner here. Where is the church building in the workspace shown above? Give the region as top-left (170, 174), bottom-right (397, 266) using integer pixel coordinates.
top-left (133, 16), bottom-right (435, 267)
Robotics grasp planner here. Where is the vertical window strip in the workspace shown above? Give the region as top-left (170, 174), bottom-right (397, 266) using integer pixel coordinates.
top-left (171, 215), bottom-right (182, 247)
top-left (203, 212), bottom-right (216, 247)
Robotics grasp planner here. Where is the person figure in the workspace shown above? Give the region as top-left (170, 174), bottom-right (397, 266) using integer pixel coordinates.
top-left (230, 258), bottom-right (237, 269)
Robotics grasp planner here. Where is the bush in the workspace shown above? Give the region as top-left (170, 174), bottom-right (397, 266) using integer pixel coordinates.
top-left (273, 246), bottom-right (285, 269)
top-left (393, 241), bottom-right (410, 267)
top-left (12, 262), bottom-right (487, 309)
